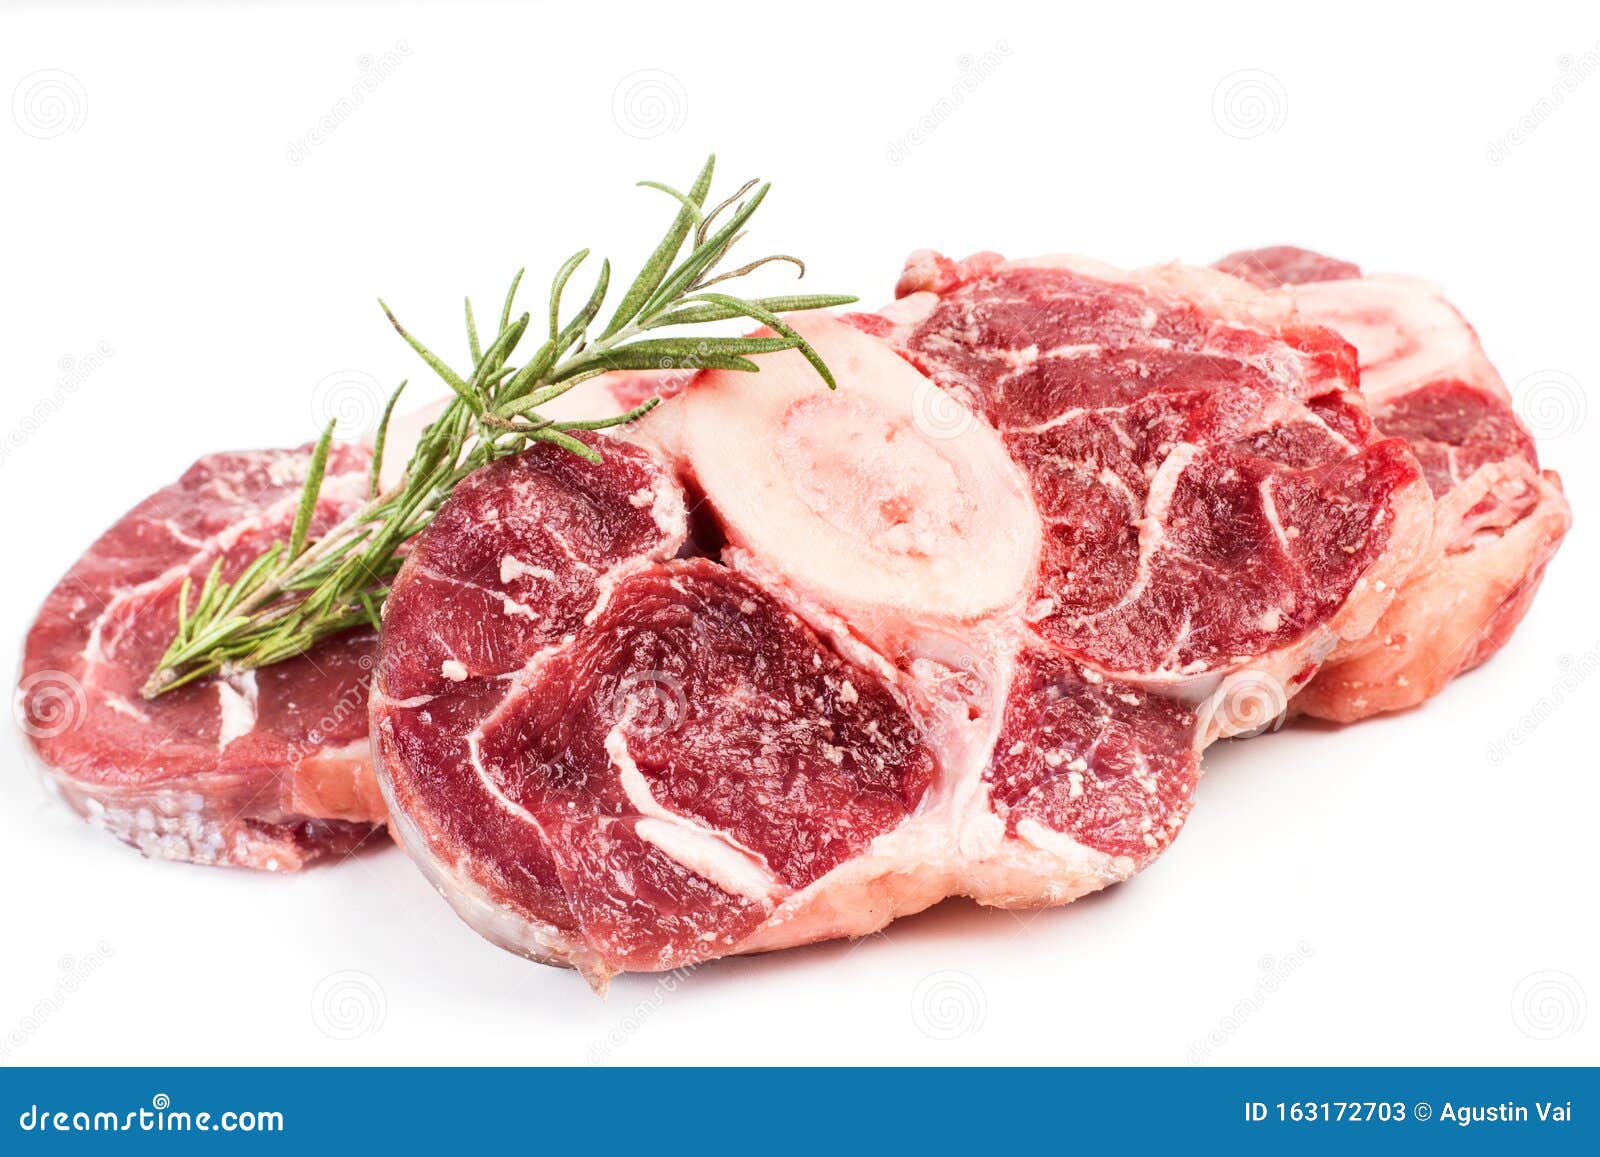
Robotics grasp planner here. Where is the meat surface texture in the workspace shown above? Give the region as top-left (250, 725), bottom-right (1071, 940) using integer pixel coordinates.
top-left (17, 445), bottom-right (387, 870)
top-left (1214, 247), bottom-right (1572, 720)
top-left (373, 255), bottom-right (1433, 986)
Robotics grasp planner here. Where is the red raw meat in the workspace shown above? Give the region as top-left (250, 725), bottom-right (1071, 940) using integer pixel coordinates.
top-left (17, 445), bottom-right (387, 869)
top-left (16, 366), bottom-right (709, 870)
top-left (372, 253), bottom-right (1432, 985)
top-left (1215, 247), bottom-right (1571, 719)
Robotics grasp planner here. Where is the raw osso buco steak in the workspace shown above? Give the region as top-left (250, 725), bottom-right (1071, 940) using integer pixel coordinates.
top-left (16, 248), bottom-right (1566, 989)
top-left (369, 252), bottom-right (1437, 986)
top-left (17, 445), bottom-right (386, 869)
top-left (1213, 247), bottom-right (1570, 720)
top-left (12, 378), bottom-right (683, 869)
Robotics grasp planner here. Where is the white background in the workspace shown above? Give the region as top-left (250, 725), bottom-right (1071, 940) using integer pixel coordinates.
top-left (2, 0), bottom-right (1596, 1067)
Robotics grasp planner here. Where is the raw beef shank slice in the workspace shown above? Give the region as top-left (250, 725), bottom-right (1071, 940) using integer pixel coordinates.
top-left (1214, 246), bottom-right (1571, 720)
top-left (371, 432), bottom-right (938, 982)
top-left (374, 261), bottom-right (1433, 985)
top-left (17, 444), bottom-right (388, 869)
top-left (873, 250), bottom-right (1434, 706)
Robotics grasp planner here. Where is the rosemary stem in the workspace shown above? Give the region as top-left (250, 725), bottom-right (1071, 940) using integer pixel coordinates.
top-left (140, 158), bottom-right (854, 698)
top-left (137, 482), bottom-right (402, 699)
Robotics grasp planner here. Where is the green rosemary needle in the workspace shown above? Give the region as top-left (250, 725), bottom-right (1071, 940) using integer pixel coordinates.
top-left (141, 156), bottom-right (855, 699)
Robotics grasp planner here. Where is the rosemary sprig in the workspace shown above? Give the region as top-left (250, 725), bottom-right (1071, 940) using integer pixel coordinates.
top-left (142, 156), bottom-right (855, 698)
